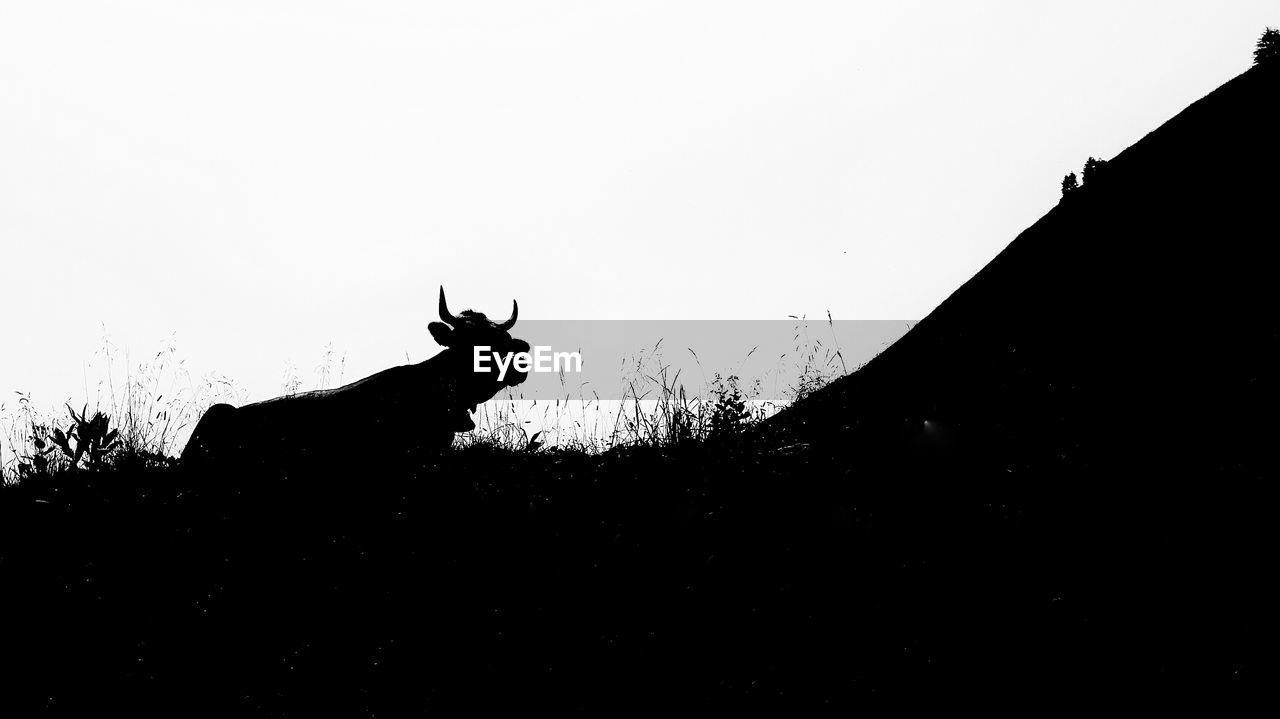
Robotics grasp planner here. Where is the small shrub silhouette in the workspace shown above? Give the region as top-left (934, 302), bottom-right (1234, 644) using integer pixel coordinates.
top-left (1255, 27), bottom-right (1280, 66)
top-left (18, 431), bottom-right (52, 479)
top-left (707, 374), bottom-right (752, 440)
top-left (1082, 156), bottom-right (1110, 186)
top-left (20, 405), bottom-right (121, 476)
top-left (54, 405), bottom-right (121, 470)
top-left (1061, 172), bottom-right (1080, 196)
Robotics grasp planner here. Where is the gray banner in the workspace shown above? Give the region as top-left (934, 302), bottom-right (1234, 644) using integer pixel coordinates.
top-left (493, 320), bottom-right (915, 401)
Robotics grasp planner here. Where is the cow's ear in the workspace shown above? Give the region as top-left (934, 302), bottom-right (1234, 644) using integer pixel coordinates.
top-left (428, 321), bottom-right (454, 347)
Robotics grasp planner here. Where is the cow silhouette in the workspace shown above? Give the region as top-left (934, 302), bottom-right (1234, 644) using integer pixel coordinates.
top-left (181, 287), bottom-right (530, 469)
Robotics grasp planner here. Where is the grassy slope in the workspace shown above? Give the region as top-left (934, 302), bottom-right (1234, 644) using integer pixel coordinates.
top-left (756, 59), bottom-right (1280, 696)
top-left (764, 61), bottom-right (1280, 457)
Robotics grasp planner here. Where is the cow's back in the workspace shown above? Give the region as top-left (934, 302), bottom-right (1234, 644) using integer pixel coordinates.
top-left (180, 403), bottom-right (240, 467)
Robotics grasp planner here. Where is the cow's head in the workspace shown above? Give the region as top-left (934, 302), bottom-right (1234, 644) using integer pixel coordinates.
top-left (428, 287), bottom-right (531, 431)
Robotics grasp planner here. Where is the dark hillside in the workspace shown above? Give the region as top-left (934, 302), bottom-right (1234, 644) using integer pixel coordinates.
top-left (762, 64), bottom-right (1274, 460)
top-left (766, 61), bottom-right (1280, 458)
top-left (758, 60), bottom-right (1280, 693)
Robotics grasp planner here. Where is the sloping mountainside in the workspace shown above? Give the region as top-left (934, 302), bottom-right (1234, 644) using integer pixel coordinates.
top-left (759, 59), bottom-right (1280, 689)
top-left (2, 66), bottom-right (1275, 714)
top-left (764, 62), bottom-right (1280, 469)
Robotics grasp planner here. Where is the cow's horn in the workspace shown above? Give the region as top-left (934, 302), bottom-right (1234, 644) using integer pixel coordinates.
top-left (498, 300), bottom-right (518, 330)
top-left (438, 286), bottom-right (458, 325)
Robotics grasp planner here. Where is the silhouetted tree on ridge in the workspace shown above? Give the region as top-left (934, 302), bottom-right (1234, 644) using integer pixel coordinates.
top-left (1060, 157), bottom-right (1108, 197)
top-left (1081, 156), bottom-right (1110, 186)
top-left (1255, 27), bottom-right (1280, 66)
top-left (1061, 171), bottom-right (1079, 196)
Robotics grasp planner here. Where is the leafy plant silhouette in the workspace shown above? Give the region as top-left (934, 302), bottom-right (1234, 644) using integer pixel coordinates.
top-left (42, 405), bottom-right (121, 471)
top-left (524, 431), bottom-right (544, 453)
top-left (707, 374), bottom-right (752, 440)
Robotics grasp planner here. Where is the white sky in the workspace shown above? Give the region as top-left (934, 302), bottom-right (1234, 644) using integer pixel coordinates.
top-left (1, 1), bottom-right (1275, 409)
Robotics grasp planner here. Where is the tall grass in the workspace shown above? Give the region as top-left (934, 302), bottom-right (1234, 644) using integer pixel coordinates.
top-left (1, 334), bottom-right (245, 482)
top-left (3, 315), bottom-right (853, 479)
top-left (458, 315), bottom-right (848, 452)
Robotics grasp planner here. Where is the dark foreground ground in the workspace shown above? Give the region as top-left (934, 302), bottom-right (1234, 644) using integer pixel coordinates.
top-left (0, 432), bottom-right (1269, 713)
